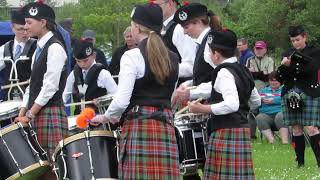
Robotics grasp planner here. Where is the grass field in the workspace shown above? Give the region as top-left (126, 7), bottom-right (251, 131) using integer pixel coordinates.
top-left (193, 138), bottom-right (319, 180)
top-left (253, 139), bottom-right (320, 180)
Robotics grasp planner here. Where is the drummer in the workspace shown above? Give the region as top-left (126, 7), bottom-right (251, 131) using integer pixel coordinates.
top-left (15, 2), bottom-right (69, 179)
top-left (188, 29), bottom-right (261, 179)
top-left (62, 39), bottom-right (117, 114)
top-left (0, 10), bottom-right (36, 101)
top-left (91, 3), bottom-right (180, 179)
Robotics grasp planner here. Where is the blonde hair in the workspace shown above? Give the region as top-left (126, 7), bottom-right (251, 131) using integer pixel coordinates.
top-left (139, 25), bottom-right (172, 85)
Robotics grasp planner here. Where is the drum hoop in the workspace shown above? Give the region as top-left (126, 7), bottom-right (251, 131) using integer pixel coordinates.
top-left (53, 130), bottom-right (114, 159)
top-left (0, 100), bottom-right (21, 116)
top-left (0, 123), bottom-right (28, 136)
top-left (175, 113), bottom-right (205, 120)
top-left (7, 161), bottom-right (50, 180)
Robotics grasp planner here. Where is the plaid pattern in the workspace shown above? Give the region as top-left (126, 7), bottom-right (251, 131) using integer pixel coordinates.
top-left (119, 106), bottom-right (180, 180)
top-left (282, 93), bottom-right (320, 126)
top-left (31, 106), bottom-right (68, 161)
top-left (204, 128), bottom-right (255, 180)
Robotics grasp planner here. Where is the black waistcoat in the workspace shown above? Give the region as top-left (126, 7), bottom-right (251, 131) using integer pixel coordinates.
top-left (126, 38), bottom-right (179, 111)
top-left (207, 62), bottom-right (254, 132)
top-left (193, 33), bottom-right (214, 86)
top-left (72, 63), bottom-right (107, 101)
top-left (27, 37), bottom-right (67, 109)
top-left (3, 38), bottom-right (36, 82)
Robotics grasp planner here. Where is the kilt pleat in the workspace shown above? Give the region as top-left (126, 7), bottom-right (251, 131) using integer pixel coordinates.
top-left (118, 106), bottom-right (180, 180)
top-left (204, 128), bottom-right (255, 180)
top-left (282, 93), bottom-right (320, 126)
top-left (31, 106), bottom-right (68, 161)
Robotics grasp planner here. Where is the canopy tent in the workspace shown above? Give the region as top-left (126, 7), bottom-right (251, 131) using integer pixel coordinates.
top-left (0, 21), bottom-right (14, 46)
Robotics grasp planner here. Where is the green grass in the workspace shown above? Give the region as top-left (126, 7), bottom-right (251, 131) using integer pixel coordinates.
top-left (253, 139), bottom-right (320, 180)
top-left (191, 138), bottom-right (319, 180)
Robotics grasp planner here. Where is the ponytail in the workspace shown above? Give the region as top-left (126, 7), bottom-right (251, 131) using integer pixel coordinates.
top-left (140, 26), bottom-right (171, 85)
top-left (208, 10), bottom-right (222, 31)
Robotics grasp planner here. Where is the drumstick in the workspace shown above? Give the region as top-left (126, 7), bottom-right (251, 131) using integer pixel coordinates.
top-left (175, 97), bottom-right (203, 116)
top-left (65, 100), bottom-right (94, 107)
top-left (1, 80), bottom-right (30, 90)
top-left (186, 86), bottom-right (197, 90)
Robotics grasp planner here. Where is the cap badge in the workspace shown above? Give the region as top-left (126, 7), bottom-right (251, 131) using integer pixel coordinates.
top-left (207, 35), bottom-right (213, 44)
top-left (130, 7), bottom-right (136, 18)
top-left (179, 11), bottom-right (188, 21)
top-left (29, 7), bottom-right (38, 16)
top-left (85, 47), bottom-right (92, 56)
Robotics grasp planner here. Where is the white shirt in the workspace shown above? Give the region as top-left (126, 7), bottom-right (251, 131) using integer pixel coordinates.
top-left (22, 31), bottom-right (67, 107)
top-left (63, 61), bottom-right (118, 103)
top-left (0, 38), bottom-right (27, 70)
top-left (163, 15), bottom-right (197, 78)
top-left (105, 47), bottom-right (150, 119)
top-left (190, 57), bottom-right (261, 114)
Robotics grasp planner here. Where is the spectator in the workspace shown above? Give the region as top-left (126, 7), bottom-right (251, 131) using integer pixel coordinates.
top-left (109, 26), bottom-right (136, 76)
top-left (256, 72), bottom-right (289, 144)
top-left (81, 29), bottom-right (108, 68)
top-left (237, 38), bottom-right (254, 65)
top-left (247, 40), bottom-right (275, 90)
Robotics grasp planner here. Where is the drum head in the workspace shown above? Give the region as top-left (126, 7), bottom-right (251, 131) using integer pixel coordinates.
top-left (0, 100), bottom-right (22, 120)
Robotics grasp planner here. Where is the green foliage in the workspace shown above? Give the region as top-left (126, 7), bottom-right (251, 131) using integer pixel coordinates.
top-left (56, 0), bottom-right (144, 55)
top-left (24, 0), bottom-right (316, 56)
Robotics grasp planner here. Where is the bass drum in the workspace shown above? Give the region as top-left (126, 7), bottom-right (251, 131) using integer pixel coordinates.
top-left (52, 130), bottom-right (118, 180)
top-left (0, 123), bottom-right (50, 180)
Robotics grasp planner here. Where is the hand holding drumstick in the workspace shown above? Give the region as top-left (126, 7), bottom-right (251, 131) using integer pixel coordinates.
top-left (175, 98), bottom-right (203, 116)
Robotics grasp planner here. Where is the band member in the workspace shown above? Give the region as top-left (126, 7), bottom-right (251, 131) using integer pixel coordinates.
top-left (91, 4), bottom-right (180, 179)
top-left (154, 0), bottom-right (197, 84)
top-left (172, 3), bottom-right (221, 179)
top-left (16, 2), bottom-right (68, 179)
top-left (188, 29), bottom-right (261, 179)
top-left (0, 10), bottom-right (36, 100)
top-left (174, 2), bottom-right (221, 87)
top-left (277, 25), bottom-right (320, 168)
top-left (63, 39), bottom-right (117, 114)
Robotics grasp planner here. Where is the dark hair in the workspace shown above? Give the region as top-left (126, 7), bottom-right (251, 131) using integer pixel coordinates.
top-left (211, 48), bottom-right (236, 58)
top-left (268, 71), bottom-right (277, 80)
top-left (188, 12), bottom-right (222, 31)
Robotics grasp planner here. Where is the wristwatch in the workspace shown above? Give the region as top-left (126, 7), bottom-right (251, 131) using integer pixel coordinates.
top-left (26, 110), bottom-right (36, 119)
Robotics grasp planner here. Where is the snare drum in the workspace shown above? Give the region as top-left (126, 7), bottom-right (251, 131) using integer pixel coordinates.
top-left (0, 123), bottom-right (50, 179)
top-left (52, 130), bottom-right (118, 180)
top-left (96, 94), bottom-right (113, 114)
top-left (0, 100), bottom-right (21, 121)
top-left (174, 113), bottom-right (208, 175)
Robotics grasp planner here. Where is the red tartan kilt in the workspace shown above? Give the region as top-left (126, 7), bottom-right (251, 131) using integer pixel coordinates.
top-left (118, 108), bottom-right (180, 180)
top-left (204, 128), bottom-right (255, 180)
top-left (31, 106), bottom-right (68, 161)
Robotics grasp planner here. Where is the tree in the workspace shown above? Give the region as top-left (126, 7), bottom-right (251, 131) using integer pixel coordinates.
top-left (57, 0), bottom-right (144, 56)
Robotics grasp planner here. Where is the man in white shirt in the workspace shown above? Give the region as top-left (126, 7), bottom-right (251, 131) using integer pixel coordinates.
top-left (63, 40), bottom-right (117, 114)
top-left (0, 10), bottom-right (36, 100)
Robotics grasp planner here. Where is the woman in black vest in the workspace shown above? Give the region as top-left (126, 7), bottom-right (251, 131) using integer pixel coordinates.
top-left (16, 2), bottom-right (68, 179)
top-left (277, 25), bottom-right (320, 168)
top-left (188, 29), bottom-right (261, 179)
top-left (91, 4), bottom-right (180, 179)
